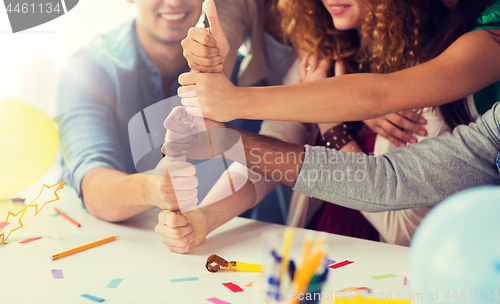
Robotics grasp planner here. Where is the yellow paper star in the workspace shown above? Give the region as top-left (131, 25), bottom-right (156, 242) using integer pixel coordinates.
top-left (0, 208), bottom-right (27, 245)
top-left (27, 181), bottom-right (65, 216)
top-left (0, 181), bottom-right (65, 245)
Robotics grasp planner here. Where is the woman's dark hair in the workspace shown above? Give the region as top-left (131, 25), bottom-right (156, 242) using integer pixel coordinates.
top-left (425, 0), bottom-right (496, 129)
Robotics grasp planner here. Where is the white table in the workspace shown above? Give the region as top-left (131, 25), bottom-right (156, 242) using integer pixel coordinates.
top-left (0, 186), bottom-right (413, 304)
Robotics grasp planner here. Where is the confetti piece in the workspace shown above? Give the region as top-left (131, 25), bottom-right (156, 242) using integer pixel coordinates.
top-left (329, 260), bottom-right (354, 269)
top-left (51, 269), bottom-right (64, 279)
top-left (340, 287), bottom-right (370, 292)
top-left (401, 271), bottom-right (408, 285)
top-left (0, 222), bottom-right (8, 229)
top-left (207, 297), bottom-right (230, 304)
top-left (335, 297), bottom-right (411, 303)
top-left (327, 259), bottom-right (336, 265)
top-left (19, 237), bottom-right (42, 244)
top-left (245, 280), bottom-right (254, 287)
top-left (371, 273), bottom-right (397, 280)
top-left (169, 277), bottom-right (199, 283)
top-left (222, 282), bottom-right (244, 293)
top-left (107, 278), bottom-right (123, 288)
top-left (81, 294), bottom-right (105, 302)
top-left (12, 198), bottom-right (25, 203)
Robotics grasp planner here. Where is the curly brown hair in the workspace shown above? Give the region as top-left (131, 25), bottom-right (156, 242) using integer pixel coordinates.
top-left (277, 0), bottom-right (435, 74)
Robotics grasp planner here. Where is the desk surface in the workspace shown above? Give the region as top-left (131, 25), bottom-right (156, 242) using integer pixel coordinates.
top-left (0, 186), bottom-right (412, 304)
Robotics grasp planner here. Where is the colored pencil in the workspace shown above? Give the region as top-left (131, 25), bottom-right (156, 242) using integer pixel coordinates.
top-left (54, 207), bottom-right (81, 227)
top-left (52, 236), bottom-right (118, 260)
top-left (279, 228), bottom-right (294, 296)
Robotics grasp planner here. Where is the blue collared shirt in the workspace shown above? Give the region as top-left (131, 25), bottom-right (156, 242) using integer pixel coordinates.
top-left (55, 20), bottom-right (187, 197)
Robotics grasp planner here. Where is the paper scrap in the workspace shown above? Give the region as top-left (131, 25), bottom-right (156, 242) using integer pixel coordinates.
top-left (81, 294), bottom-right (105, 302)
top-left (0, 222), bottom-right (8, 229)
top-left (245, 280), bottom-right (254, 287)
top-left (107, 278), bottom-right (123, 288)
top-left (401, 270), bottom-right (408, 285)
top-left (19, 237), bottom-right (42, 244)
top-left (340, 287), bottom-right (370, 292)
top-left (222, 282), bottom-right (243, 293)
top-left (327, 259), bottom-right (336, 265)
top-left (329, 260), bottom-right (354, 269)
top-left (371, 273), bottom-right (397, 280)
top-left (169, 277), bottom-right (199, 283)
top-left (51, 269), bottom-right (64, 279)
top-left (334, 296), bottom-right (411, 303)
top-left (207, 297), bottom-right (230, 304)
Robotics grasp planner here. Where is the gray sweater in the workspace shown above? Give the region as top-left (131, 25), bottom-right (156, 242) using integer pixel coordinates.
top-left (293, 103), bottom-right (500, 212)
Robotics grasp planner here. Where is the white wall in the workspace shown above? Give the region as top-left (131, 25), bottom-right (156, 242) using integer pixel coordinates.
top-left (0, 0), bottom-right (137, 116)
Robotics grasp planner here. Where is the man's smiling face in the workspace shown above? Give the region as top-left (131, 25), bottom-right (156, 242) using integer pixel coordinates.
top-left (131, 0), bottom-right (203, 44)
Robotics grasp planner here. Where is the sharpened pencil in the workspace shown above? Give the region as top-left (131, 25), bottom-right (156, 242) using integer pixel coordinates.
top-left (52, 236), bottom-right (118, 260)
top-left (54, 207), bottom-right (81, 227)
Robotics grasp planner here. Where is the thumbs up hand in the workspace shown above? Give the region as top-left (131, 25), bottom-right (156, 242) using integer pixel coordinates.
top-left (181, 0), bottom-right (229, 73)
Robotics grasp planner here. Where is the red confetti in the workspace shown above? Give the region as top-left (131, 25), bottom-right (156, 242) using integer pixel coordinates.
top-left (222, 282), bottom-right (244, 293)
top-left (19, 237), bottom-right (42, 244)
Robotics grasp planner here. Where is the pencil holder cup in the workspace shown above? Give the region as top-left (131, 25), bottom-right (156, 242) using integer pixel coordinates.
top-left (255, 230), bottom-right (330, 304)
top-left (296, 264), bottom-right (329, 304)
top-left (253, 230), bottom-right (293, 303)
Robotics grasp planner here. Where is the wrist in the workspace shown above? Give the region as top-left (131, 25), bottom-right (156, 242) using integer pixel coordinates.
top-left (222, 57), bottom-right (228, 70)
top-left (200, 204), bottom-right (221, 234)
top-left (321, 123), bottom-right (355, 150)
top-left (140, 173), bottom-right (161, 208)
top-left (236, 87), bottom-right (257, 120)
top-left (206, 211), bottom-right (218, 234)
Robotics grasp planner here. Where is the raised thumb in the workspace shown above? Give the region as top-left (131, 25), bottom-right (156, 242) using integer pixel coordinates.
top-left (206, 0), bottom-right (224, 36)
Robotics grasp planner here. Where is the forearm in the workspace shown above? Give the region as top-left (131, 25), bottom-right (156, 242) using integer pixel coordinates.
top-left (243, 74), bottom-right (390, 123)
top-left (201, 175), bottom-right (257, 233)
top-left (224, 127), bottom-right (305, 187)
top-left (294, 118), bottom-right (500, 212)
top-left (239, 30), bottom-right (500, 123)
top-left (81, 168), bottom-right (155, 222)
top-left (244, 71), bottom-right (472, 123)
top-left (224, 103), bottom-right (500, 211)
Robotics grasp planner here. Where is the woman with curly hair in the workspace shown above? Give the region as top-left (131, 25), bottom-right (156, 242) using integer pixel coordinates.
top-left (268, 0), bottom-right (498, 246)
top-left (279, 0), bottom-right (428, 74)
top-left (273, 0), bottom-right (448, 245)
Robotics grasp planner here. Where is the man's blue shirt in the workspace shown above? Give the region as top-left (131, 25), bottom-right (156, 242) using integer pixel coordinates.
top-left (55, 20), bottom-right (187, 197)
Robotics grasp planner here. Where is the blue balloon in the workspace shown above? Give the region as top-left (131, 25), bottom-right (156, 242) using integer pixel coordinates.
top-left (409, 186), bottom-right (500, 303)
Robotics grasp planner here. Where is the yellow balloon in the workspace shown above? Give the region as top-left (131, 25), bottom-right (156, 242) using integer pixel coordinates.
top-left (0, 98), bottom-right (58, 199)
